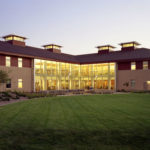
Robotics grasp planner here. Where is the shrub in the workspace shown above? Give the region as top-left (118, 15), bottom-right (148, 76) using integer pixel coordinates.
top-left (2, 97), bottom-right (10, 101)
top-left (25, 92), bottom-right (54, 99)
top-left (13, 91), bottom-right (26, 97)
top-left (0, 96), bottom-right (3, 101)
top-left (2, 91), bottom-right (11, 97)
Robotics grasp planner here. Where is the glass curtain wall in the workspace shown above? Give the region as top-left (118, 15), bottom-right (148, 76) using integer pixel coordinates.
top-left (34, 59), bottom-right (115, 91)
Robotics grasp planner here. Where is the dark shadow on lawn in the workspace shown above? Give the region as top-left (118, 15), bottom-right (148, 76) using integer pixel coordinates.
top-left (0, 127), bottom-right (150, 150)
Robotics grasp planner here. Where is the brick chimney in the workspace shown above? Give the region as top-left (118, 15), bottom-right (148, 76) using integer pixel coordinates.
top-left (2, 34), bottom-right (27, 47)
top-left (97, 45), bottom-right (115, 54)
top-left (119, 41), bottom-right (140, 51)
top-left (43, 44), bottom-right (62, 54)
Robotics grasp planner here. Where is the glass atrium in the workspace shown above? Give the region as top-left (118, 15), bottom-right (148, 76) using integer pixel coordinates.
top-left (34, 59), bottom-right (115, 91)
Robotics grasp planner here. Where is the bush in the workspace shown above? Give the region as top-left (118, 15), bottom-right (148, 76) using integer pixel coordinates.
top-left (13, 91), bottom-right (26, 97)
top-left (11, 95), bottom-right (20, 99)
top-left (2, 91), bottom-right (11, 97)
top-left (132, 91), bottom-right (150, 94)
top-left (2, 97), bottom-right (10, 101)
top-left (0, 96), bottom-right (3, 101)
top-left (25, 92), bottom-right (54, 99)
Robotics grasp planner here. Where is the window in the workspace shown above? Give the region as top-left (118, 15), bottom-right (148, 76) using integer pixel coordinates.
top-left (99, 46), bottom-right (109, 51)
top-left (131, 80), bottom-right (136, 88)
top-left (18, 79), bottom-right (23, 88)
top-left (147, 81), bottom-right (150, 85)
top-left (6, 56), bottom-right (10, 67)
top-left (5, 36), bottom-right (13, 41)
top-left (5, 36), bottom-right (24, 42)
top-left (18, 58), bottom-right (22, 68)
top-left (13, 36), bottom-right (24, 42)
top-left (131, 62), bottom-right (136, 70)
top-left (6, 79), bottom-right (11, 88)
top-left (122, 43), bottom-right (134, 48)
top-left (143, 61), bottom-right (148, 70)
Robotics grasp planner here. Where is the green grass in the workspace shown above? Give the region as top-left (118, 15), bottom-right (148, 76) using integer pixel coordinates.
top-left (0, 94), bottom-right (150, 150)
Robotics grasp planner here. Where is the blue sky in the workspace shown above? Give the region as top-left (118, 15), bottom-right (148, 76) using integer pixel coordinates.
top-left (0, 0), bottom-right (150, 54)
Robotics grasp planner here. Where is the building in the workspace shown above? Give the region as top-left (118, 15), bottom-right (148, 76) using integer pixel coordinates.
top-left (0, 34), bottom-right (150, 92)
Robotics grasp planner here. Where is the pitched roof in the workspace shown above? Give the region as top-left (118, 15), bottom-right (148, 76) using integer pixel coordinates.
top-left (0, 41), bottom-right (78, 63)
top-left (76, 48), bottom-right (150, 64)
top-left (2, 34), bottom-right (27, 40)
top-left (0, 41), bottom-right (150, 64)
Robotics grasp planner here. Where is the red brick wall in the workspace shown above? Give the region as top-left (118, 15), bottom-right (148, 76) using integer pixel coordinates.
top-left (0, 54), bottom-right (32, 68)
top-left (118, 61), bottom-right (150, 70)
top-left (0, 55), bottom-right (5, 66)
top-left (11, 56), bottom-right (18, 67)
top-left (136, 61), bottom-right (143, 70)
top-left (118, 62), bottom-right (131, 70)
top-left (8, 40), bottom-right (25, 47)
top-left (23, 58), bottom-right (32, 68)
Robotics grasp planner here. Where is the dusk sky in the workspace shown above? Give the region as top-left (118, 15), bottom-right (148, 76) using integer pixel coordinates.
top-left (0, 0), bottom-right (150, 54)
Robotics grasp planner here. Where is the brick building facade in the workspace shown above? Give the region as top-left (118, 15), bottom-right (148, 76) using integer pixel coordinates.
top-left (0, 34), bottom-right (150, 92)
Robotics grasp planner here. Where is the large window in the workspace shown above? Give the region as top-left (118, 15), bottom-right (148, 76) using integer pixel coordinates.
top-left (35, 59), bottom-right (44, 74)
top-left (143, 61), bottom-right (148, 70)
top-left (34, 59), bottom-right (116, 91)
top-left (6, 56), bottom-right (10, 67)
top-left (18, 58), bottom-right (22, 68)
top-left (131, 62), bottom-right (136, 70)
top-left (18, 79), bottom-right (23, 88)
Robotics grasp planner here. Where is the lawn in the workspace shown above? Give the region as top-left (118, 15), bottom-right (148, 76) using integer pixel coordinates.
top-left (0, 94), bottom-right (150, 150)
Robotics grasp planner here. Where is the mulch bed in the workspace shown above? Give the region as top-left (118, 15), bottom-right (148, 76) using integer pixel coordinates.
top-left (0, 97), bottom-right (29, 107)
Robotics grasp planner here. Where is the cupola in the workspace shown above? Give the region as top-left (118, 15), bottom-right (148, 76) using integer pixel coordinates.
top-left (97, 45), bottom-right (115, 54)
top-left (43, 44), bottom-right (62, 54)
top-left (119, 41), bottom-right (140, 51)
top-left (2, 34), bottom-right (27, 47)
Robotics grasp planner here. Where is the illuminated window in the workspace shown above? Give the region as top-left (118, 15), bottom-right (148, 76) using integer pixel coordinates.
top-left (98, 46), bottom-right (114, 51)
top-left (45, 45), bottom-right (53, 49)
top-left (44, 45), bottom-right (61, 50)
top-left (5, 36), bottom-right (13, 41)
top-left (131, 62), bottom-right (136, 70)
top-left (18, 79), bottom-right (23, 88)
top-left (13, 36), bottom-right (24, 42)
top-left (131, 80), bottom-right (135, 88)
top-left (143, 61), bottom-right (148, 70)
top-left (122, 43), bottom-right (134, 48)
top-left (53, 45), bottom-right (60, 49)
top-left (5, 36), bottom-right (24, 42)
top-left (110, 63), bottom-right (115, 75)
top-left (18, 58), bottom-right (22, 68)
top-left (99, 46), bottom-right (109, 50)
top-left (6, 56), bottom-right (11, 67)
top-left (34, 59), bottom-right (116, 91)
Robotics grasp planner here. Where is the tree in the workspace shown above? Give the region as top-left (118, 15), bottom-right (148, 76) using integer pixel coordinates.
top-left (0, 70), bottom-right (9, 84)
